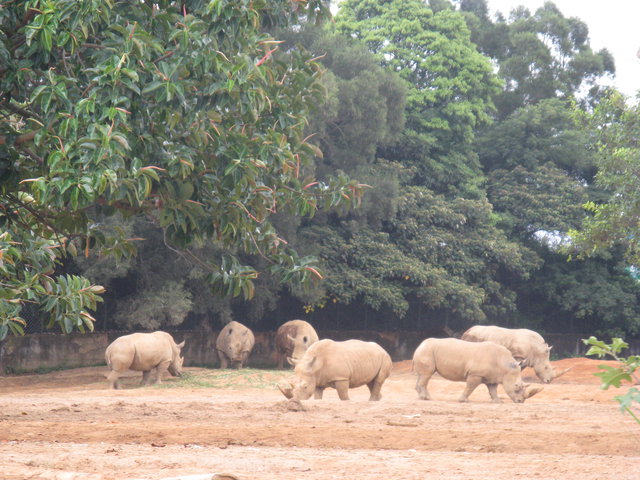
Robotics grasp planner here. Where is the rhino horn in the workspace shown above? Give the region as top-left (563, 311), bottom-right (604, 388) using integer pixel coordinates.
top-left (277, 383), bottom-right (294, 399)
top-left (553, 366), bottom-right (572, 379)
top-left (286, 356), bottom-right (300, 366)
top-left (525, 384), bottom-right (544, 399)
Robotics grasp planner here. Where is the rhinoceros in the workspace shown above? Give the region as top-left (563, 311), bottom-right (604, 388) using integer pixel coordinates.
top-left (274, 319), bottom-right (319, 369)
top-left (105, 331), bottom-right (185, 389)
top-left (461, 325), bottom-right (570, 383)
top-left (215, 320), bottom-right (255, 369)
top-left (412, 337), bottom-right (543, 403)
top-left (278, 338), bottom-right (392, 401)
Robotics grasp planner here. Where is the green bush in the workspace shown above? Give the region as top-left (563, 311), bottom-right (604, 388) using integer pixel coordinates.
top-left (584, 336), bottom-right (640, 424)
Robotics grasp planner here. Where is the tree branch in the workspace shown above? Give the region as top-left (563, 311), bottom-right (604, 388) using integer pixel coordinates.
top-left (0, 99), bottom-right (41, 123)
top-left (153, 50), bottom-right (175, 64)
top-left (0, 129), bottom-right (39, 146)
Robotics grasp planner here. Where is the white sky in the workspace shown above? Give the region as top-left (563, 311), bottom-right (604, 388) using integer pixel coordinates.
top-left (486, 0), bottom-right (640, 98)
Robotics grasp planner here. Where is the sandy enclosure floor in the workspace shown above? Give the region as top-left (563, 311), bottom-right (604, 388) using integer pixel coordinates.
top-left (0, 357), bottom-right (639, 480)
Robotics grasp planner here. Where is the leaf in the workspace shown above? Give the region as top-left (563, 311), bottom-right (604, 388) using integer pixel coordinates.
top-left (112, 134), bottom-right (130, 150)
top-left (594, 365), bottom-right (632, 389)
top-left (142, 81), bottom-right (164, 95)
top-left (41, 27), bottom-right (53, 52)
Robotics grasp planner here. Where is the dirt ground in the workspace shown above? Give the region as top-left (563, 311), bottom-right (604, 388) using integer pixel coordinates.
top-left (1, 357), bottom-right (639, 480)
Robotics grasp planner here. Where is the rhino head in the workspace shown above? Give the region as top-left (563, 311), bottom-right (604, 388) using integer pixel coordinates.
top-left (225, 328), bottom-right (251, 365)
top-left (504, 362), bottom-right (544, 403)
top-left (278, 356), bottom-right (319, 400)
top-left (167, 340), bottom-right (186, 377)
top-left (507, 382), bottom-right (544, 403)
top-left (533, 346), bottom-right (572, 383)
top-left (285, 332), bottom-right (316, 366)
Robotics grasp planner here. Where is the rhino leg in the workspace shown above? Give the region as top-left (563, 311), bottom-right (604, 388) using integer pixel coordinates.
top-left (141, 370), bottom-right (152, 386)
top-left (459, 375), bottom-right (483, 402)
top-left (240, 352), bottom-right (248, 369)
top-left (218, 352), bottom-right (228, 369)
top-left (276, 353), bottom-right (286, 370)
top-left (367, 379), bottom-right (383, 401)
top-left (107, 370), bottom-right (121, 389)
top-left (155, 360), bottom-right (171, 384)
top-left (314, 387), bottom-right (324, 400)
top-left (415, 374), bottom-right (432, 400)
top-left (485, 383), bottom-right (503, 403)
top-left (334, 380), bottom-right (350, 401)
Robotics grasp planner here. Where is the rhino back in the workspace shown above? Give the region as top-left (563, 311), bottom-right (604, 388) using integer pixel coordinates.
top-left (415, 337), bottom-right (515, 382)
top-left (308, 339), bottom-right (391, 388)
top-left (463, 326), bottom-right (547, 363)
top-left (106, 332), bottom-right (175, 371)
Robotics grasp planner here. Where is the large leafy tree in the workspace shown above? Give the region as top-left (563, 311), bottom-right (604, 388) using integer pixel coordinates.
top-left (283, 1), bottom-right (536, 329)
top-left (335, 0), bottom-right (501, 195)
top-left (0, 0), bottom-right (365, 339)
top-left (460, 0), bottom-right (615, 118)
top-left (569, 92), bottom-right (640, 265)
top-left (478, 98), bottom-right (594, 241)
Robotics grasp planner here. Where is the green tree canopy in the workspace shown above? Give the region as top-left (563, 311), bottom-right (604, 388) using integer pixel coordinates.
top-left (569, 92), bottom-right (640, 266)
top-left (461, 0), bottom-right (615, 118)
top-left (0, 0), bottom-right (365, 338)
top-left (335, 0), bottom-right (501, 194)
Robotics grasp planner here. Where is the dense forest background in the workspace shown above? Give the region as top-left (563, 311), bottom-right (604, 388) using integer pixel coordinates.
top-left (3, 0), bottom-right (640, 339)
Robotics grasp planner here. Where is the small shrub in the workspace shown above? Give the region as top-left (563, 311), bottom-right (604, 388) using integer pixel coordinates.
top-left (583, 336), bottom-right (640, 424)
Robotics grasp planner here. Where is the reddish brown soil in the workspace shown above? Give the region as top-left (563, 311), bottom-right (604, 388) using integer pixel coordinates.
top-left (1, 357), bottom-right (639, 480)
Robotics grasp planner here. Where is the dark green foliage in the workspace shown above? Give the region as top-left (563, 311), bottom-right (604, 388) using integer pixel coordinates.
top-left (335, 0), bottom-right (501, 195)
top-left (519, 250), bottom-right (640, 336)
top-left (487, 164), bottom-right (588, 240)
top-left (289, 30), bottom-right (407, 175)
top-left (477, 98), bottom-right (596, 178)
top-left (568, 92), bottom-right (640, 266)
top-left (303, 182), bottom-right (536, 324)
top-left (0, 0), bottom-right (363, 336)
top-left (5, 0), bottom-right (638, 339)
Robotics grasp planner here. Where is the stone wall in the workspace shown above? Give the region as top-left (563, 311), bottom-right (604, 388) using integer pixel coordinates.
top-left (1, 330), bottom-right (639, 374)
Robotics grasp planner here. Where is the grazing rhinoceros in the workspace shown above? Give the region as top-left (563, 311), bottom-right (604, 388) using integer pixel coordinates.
top-left (105, 331), bottom-right (185, 389)
top-left (278, 339), bottom-right (392, 401)
top-left (274, 319), bottom-right (319, 369)
top-left (412, 337), bottom-right (543, 403)
top-left (461, 325), bottom-right (570, 383)
top-left (215, 320), bottom-right (255, 369)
